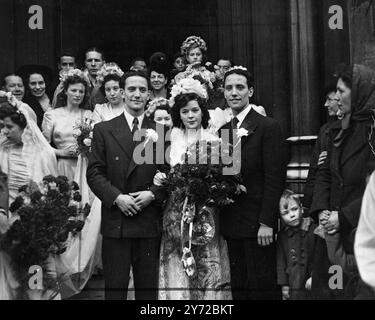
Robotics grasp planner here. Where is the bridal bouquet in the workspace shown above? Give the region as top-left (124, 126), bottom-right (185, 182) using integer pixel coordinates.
top-left (73, 116), bottom-right (94, 157)
top-left (167, 139), bottom-right (246, 207)
top-left (0, 175), bottom-right (90, 297)
top-left (164, 139), bottom-right (246, 276)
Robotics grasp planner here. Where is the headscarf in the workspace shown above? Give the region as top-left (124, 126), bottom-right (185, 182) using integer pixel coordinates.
top-left (351, 64), bottom-right (375, 123)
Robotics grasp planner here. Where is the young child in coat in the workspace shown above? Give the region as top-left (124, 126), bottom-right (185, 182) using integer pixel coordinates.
top-left (277, 190), bottom-right (317, 300)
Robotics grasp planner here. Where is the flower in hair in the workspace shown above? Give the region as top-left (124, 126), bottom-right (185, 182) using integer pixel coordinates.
top-left (0, 90), bottom-right (20, 108)
top-left (169, 78), bottom-right (208, 107)
top-left (59, 68), bottom-right (90, 86)
top-left (225, 65), bottom-right (248, 75)
top-left (181, 36), bottom-right (207, 55)
top-left (96, 63), bottom-right (124, 84)
top-left (146, 97), bottom-right (169, 117)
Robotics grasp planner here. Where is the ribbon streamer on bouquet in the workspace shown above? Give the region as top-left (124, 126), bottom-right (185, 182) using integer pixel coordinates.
top-left (180, 196), bottom-right (196, 277)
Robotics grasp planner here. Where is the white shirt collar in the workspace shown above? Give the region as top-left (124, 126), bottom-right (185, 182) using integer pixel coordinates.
top-left (234, 104), bottom-right (252, 128)
top-left (123, 109), bottom-right (145, 130)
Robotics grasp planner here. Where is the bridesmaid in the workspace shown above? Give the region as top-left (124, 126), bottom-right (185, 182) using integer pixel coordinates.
top-left (42, 69), bottom-right (92, 180)
top-left (92, 73), bottom-right (125, 125)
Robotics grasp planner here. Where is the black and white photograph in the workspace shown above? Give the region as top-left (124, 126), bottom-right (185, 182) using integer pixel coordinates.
top-left (1, 0), bottom-right (375, 306)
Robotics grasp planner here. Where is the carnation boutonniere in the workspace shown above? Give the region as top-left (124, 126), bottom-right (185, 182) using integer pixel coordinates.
top-left (236, 128), bottom-right (249, 139)
top-left (234, 128), bottom-right (249, 148)
top-left (144, 128), bottom-right (159, 146)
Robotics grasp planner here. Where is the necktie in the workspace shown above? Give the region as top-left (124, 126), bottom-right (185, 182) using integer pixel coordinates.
top-left (131, 117), bottom-right (139, 135)
top-left (232, 116), bottom-right (239, 129)
top-left (131, 117), bottom-right (139, 146)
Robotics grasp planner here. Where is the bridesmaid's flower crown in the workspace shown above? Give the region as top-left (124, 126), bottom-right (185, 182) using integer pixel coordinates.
top-left (96, 62), bottom-right (124, 84)
top-left (59, 68), bottom-right (90, 86)
top-left (181, 36), bottom-right (207, 55)
top-left (169, 78), bottom-right (208, 108)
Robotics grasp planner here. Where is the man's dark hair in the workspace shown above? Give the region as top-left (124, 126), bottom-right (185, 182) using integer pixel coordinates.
top-left (85, 47), bottom-right (105, 61)
top-left (223, 68), bottom-right (254, 89)
top-left (123, 70), bottom-right (151, 89)
top-left (130, 57), bottom-right (147, 69)
top-left (217, 56), bottom-right (234, 67)
top-left (57, 50), bottom-right (76, 62)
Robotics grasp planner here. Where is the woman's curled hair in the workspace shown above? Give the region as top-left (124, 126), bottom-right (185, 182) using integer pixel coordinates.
top-left (56, 74), bottom-right (90, 109)
top-left (171, 93), bottom-right (210, 129)
top-left (0, 102), bottom-right (27, 129)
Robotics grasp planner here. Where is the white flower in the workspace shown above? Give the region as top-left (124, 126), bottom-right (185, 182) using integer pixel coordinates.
top-left (60, 69), bottom-right (90, 86)
top-left (73, 129), bottom-right (82, 136)
top-left (83, 138), bottom-right (92, 147)
top-left (169, 78), bottom-right (208, 107)
top-left (146, 129), bottom-right (158, 142)
top-left (144, 129), bottom-right (158, 146)
top-left (236, 128), bottom-right (249, 139)
top-left (48, 182), bottom-right (57, 190)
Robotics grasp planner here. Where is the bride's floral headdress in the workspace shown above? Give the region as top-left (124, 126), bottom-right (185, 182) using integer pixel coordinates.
top-left (181, 36), bottom-right (207, 55)
top-left (96, 62), bottom-right (124, 84)
top-left (169, 78), bottom-right (208, 107)
top-left (0, 90), bottom-right (18, 107)
top-left (59, 68), bottom-right (90, 86)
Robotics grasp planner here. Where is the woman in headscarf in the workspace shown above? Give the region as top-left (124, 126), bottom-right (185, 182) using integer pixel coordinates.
top-left (310, 64), bottom-right (375, 299)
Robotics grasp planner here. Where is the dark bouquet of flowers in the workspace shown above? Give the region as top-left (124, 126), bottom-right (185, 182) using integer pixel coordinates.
top-left (73, 116), bottom-right (94, 156)
top-left (0, 175), bottom-right (90, 296)
top-left (163, 138), bottom-right (246, 276)
top-left (166, 139), bottom-right (246, 207)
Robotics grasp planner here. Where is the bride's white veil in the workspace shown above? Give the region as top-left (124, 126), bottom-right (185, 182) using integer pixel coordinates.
top-left (0, 91), bottom-right (58, 182)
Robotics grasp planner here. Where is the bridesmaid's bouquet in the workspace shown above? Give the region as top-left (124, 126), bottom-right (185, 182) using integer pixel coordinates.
top-left (73, 117), bottom-right (94, 157)
top-left (0, 175), bottom-right (90, 299)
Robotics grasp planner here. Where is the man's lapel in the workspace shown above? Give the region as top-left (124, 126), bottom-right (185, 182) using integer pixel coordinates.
top-left (109, 114), bottom-right (133, 160)
top-left (239, 108), bottom-right (258, 147)
top-left (126, 115), bottom-right (155, 180)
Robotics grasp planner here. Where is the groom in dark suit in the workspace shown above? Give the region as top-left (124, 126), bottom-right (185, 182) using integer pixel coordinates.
top-left (220, 67), bottom-right (286, 299)
top-left (87, 70), bottom-right (166, 300)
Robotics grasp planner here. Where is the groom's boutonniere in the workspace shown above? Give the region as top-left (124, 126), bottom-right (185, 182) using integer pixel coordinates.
top-left (144, 128), bottom-right (159, 147)
top-left (236, 128), bottom-right (249, 139)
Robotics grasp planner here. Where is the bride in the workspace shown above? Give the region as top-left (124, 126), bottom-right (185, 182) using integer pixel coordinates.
top-left (157, 78), bottom-right (232, 300)
top-left (0, 94), bottom-right (58, 299)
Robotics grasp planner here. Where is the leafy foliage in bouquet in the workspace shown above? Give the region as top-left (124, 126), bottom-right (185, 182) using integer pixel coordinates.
top-left (73, 117), bottom-right (94, 156)
top-left (165, 139), bottom-right (246, 208)
top-left (0, 175), bottom-right (90, 290)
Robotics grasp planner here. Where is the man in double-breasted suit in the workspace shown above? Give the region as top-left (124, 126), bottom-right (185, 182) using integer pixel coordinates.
top-left (87, 70), bottom-right (167, 300)
top-left (219, 67), bottom-right (286, 299)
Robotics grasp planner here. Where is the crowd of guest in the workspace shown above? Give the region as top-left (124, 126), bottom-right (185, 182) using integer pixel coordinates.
top-left (0, 35), bottom-right (375, 300)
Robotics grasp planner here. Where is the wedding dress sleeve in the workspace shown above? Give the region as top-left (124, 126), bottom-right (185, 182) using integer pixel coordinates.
top-left (41, 109), bottom-right (55, 143)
